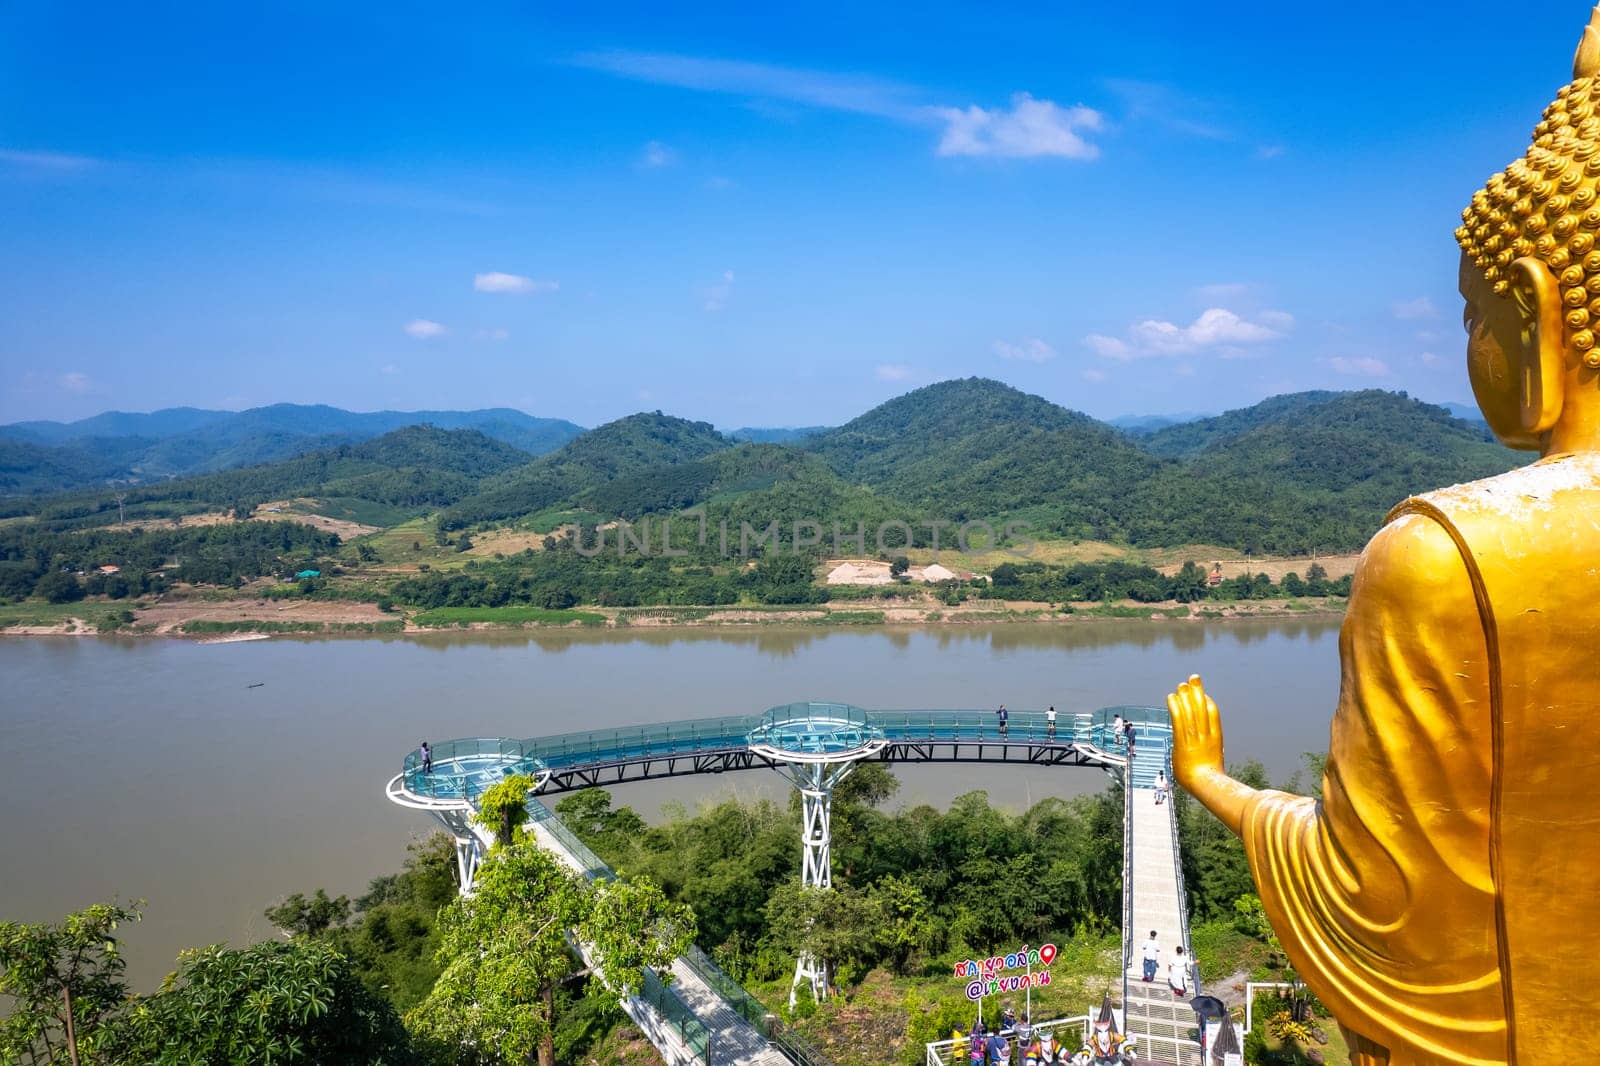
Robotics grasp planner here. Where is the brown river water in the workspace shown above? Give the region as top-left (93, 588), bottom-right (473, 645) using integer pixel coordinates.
top-left (0, 618), bottom-right (1341, 988)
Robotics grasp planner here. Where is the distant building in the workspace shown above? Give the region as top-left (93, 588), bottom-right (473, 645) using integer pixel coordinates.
top-left (913, 562), bottom-right (958, 583)
top-left (825, 561), bottom-right (892, 586)
top-left (295, 569), bottom-right (321, 579)
top-left (1208, 563), bottom-right (1224, 587)
top-left (96, 565), bottom-right (121, 575)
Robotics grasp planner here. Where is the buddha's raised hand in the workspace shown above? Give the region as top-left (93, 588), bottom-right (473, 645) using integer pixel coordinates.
top-left (1166, 673), bottom-right (1227, 792)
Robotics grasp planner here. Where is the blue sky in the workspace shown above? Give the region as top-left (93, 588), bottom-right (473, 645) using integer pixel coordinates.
top-left (0, 2), bottom-right (1588, 428)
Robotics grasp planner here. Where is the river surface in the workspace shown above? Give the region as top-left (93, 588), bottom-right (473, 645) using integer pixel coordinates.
top-left (0, 618), bottom-right (1341, 988)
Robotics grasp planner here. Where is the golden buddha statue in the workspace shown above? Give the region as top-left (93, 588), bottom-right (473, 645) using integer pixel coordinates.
top-left (1166, 9), bottom-right (1600, 1065)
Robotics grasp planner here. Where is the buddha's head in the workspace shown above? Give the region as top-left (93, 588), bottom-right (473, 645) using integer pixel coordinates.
top-left (1456, 7), bottom-right (1600, 450)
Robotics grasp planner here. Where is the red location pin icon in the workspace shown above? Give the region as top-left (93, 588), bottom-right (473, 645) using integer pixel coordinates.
top-left (1039, 944), bottom-right (1057, 966)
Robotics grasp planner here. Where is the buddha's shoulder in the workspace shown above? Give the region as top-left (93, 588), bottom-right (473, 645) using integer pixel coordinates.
top-left (1361, 508), bottom-right (1464, 580)
top-left (1401, 452), bottom-right (1600, 526)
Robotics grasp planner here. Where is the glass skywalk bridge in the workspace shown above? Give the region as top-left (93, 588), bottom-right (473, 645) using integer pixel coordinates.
top-left (386, 701), bottom-right (1181, 1066)
top-left (393, 702), bottom-right (1172, 804)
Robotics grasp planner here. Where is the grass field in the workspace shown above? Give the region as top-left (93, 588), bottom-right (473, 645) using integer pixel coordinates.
top-left (0, 600), bottom-right (136, 630)
top-left (410, 606), bottom-right (607, 627)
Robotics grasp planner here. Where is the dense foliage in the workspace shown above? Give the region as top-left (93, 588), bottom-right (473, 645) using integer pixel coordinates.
top-left (0, 903), bottom-right (412, 1066)
top-left (97, 941), bottom-right (415, 1065)
top-left (555, 766), bottom-right (1125, 989)
top-left (0, 520), bottom-right (340, 602)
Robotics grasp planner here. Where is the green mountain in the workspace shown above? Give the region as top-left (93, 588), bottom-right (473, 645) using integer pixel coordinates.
top-left (1, 407), bottom-right (233, 444)
top-left (1137, 392), bottom-right (1354, 459)
top-left (17, 426), bottom-right (532, 528)
top-left (807, 378), bottom-right (1163, 537)
top-left (0, 405), bottom-right (584, 494)
top-left (0, 439), bottom-right (130, 497)
top-left (726, 426), bottom-right (830, 444)
top-left (439, 413), bottom-right (732, 529)
top-left (3, 384), bottom-right (1534, 556)
top-left (1123, 391), bottom-right (1521, 551)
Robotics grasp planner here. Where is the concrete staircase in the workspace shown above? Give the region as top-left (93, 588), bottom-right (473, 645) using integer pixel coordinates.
top-left (1122, 980), bottom-right (1203, 1065)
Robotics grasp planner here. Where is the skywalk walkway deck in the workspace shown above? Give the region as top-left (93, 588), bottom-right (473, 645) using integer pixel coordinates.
top-left (1120, 731), bottom-right (1202, 1066)
top-left (389, 702), bottom-right (1198, 1066)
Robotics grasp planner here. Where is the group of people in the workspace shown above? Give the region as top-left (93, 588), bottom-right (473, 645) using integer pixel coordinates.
top-left (1108, 714), bottom-right (1137, 758)
top-left (990, 705), bottom-right (1063, 740)
top-left (1139, 930), bottom-right (1189, 997)
top-left (953, 1006), bottom-right (1069, 1066)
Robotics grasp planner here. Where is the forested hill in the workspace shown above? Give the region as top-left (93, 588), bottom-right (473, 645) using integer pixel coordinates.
top-left (11, 426), bottom-right (533, 528)
top-left (806, 378), bottom-right (1163, 531)
top-left (1138, 392), bottom-right (1351, 459)
top-left (4, 382), bottom-right (1526, 555)
top-left (0, 404), bottom-right (584, 493)
top-left (439, 412), bottom-right (732, 529)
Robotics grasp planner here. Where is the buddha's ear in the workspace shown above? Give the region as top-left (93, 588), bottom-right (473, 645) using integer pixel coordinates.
top-left (1510, 256), bottom-right (1565, 435)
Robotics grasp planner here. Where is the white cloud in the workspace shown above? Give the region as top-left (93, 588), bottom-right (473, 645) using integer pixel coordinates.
top-left (641, 140), bottom-right (676, 168)
top-left (60, 371), bottom-right (91, 393)
top-left (1419, 351), bottom-right (1441, 366)
top-left (1088, 308), bottom-right (1291, 360)
top-left (1195, 282), bottom-right (1251, 301)
top-left (1328, 356), bottom-right (1390, 377)
top-left (932, 94), bottom-right (1102, 160)
top-left (876, 364), bottom-right (913, 382)
top-left (404, 319), bottom-right (446, 339)
top-left (0, 148), bottom-right (99, 171)
top-left (577, 51), bottom-right (1102, 162)
top-left (574, 50), bottom-right (918, 119)
top-left (474, 272), bottom-right (557, 295)
top-left (704, 270), bottom-right (734, 312)
top-left (475, 327), bottom-right (510, 342)
top-left (1082, 368), bottom-right (1107, 383)
top-left (1392, 297), bottom-right (1438, 320)
top-left (1084, 334), bottom-right (1132, 359)
top-left (992, 337), bottom-right (1057, 363)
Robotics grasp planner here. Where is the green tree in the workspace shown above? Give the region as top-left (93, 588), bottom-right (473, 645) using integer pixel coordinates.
top-left (474, 774), bottom-right (534, 848)
top-left (581, 879), bottom-right (695, 995)
top-left (34, 570), bottom-right (84, 604)
top-left (868, 875), bottom-right (933, 975)
top-left (264, 888), bottom-right (352, 938)
top-left (889, 556), bottom-right (910, 578)
top-left (98, 940), bottom-right (413, 1065)
top-left (406, 843), bottom-right (587, 1066)
top-left (0, 902), bottom-right (140, 1066)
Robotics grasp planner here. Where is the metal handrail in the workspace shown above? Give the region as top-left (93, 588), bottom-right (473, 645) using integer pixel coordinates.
top-left (1166, 777), bottom-right (1198, 999)
top-left (924, 1017), bottom-right (1090, 1066)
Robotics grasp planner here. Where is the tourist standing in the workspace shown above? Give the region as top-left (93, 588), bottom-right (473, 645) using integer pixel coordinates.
top-left (1046, 705), bottom-right (1057, 740)
top-left (1154, 770), bottom-right (1169, 805)
top-left (996, 704), bottom-right (1009, 738)
top-left (1141, 931), bottom-right (1161, 982)
top-left (1111, 713), bottom-right (1125, 745)
top-left (1168, 946), bottom-right (1189, 998)
top-left (419, 741), bottom-right (433, 774)
top-left (986, 1028), bottom-right (1010, 1066)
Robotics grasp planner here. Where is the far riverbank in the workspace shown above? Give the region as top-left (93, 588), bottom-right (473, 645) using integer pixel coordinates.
top-left (0, 594), bottom-right (1347, 638)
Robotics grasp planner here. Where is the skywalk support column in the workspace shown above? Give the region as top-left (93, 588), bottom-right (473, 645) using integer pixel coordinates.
top-left (746, 701), bottom-right (887, 1009)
